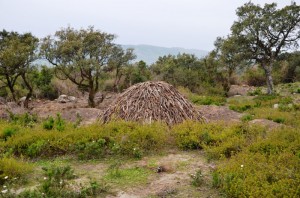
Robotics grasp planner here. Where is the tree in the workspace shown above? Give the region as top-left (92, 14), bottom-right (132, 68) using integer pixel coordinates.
top-left (0, 30), bottom-right (38, 107)
top-left (40, 26), bottom-right (131, 107)
top-left (213, 36), bottom-right (247, 92)
top-left (108, 46), bottom-right (136, 92)
top-left (231, 2), bottom-right (300, 94)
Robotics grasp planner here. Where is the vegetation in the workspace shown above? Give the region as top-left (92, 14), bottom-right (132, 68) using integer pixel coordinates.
top-left (0, 1), bottom-right (300, 197)
top-left (40, 26), bottom-right (135, 107)
top-left (230, 2), bottom-right (300, 94)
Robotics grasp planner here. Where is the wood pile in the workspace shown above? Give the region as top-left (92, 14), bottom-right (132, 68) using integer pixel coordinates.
top-left (100, 81), bottom-right (205, 125)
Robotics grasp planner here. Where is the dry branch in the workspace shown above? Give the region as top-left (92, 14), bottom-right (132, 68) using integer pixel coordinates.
top-left (100, 81), bottom-right (205, 125)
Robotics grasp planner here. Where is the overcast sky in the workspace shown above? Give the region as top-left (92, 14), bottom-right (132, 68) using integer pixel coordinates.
top-left (0, 0), bottom-right (296, 51)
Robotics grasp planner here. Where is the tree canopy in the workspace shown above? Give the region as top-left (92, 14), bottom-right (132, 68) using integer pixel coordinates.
top-left (0, 30), bottom-right (38, 107)
top-left (40, 26), bottom-right (135, 107)
top-left (231, 2), bottom-right (300, 94)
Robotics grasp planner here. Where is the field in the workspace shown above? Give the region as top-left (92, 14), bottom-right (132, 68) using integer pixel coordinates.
top-left (0, 83), bottom-right (300, 198)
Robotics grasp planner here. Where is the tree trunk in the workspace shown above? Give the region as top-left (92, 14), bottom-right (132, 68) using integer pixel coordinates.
top-left (262, 63), bottom-right (274, 95)
top-left (21, 73), bottom-right (33, 109)
top-left (88, 89), bottom-right (96, 107)
top-left (5, 75), bottom-right (17, 102)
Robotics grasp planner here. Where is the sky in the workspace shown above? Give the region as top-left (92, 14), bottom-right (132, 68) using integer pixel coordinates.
top-left (0, 0), bottom-right (297, 51)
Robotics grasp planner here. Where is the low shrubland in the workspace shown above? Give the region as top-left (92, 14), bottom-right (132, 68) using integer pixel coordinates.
top-left (0, 120), bottom-right (169, 160)
top-left (0, 112), bottom-right (299, 197)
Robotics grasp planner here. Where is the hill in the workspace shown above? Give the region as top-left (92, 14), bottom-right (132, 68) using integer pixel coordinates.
top-left (122, 44), bottom-right (208, 64)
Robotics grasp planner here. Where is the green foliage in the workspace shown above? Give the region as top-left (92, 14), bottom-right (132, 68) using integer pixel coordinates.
top-left (0, 157), bottom-right (32, 185)
top-left (231, 2), bottom-right (300, 94)
top-left (248, 87), bottom-right (263, 96)
top-left (103, 166), bottom-right (150, 187)
top-left (178, 87), bottom-right (226, 106)
top-left (173, 121), bottom-right (266, 160)
top-left (32, 66), bottom-right (58, 100)
top-left (0, 30), bottom-right (38, 102)
top-left (26, 140), bottom-right (46, 158)
top-left (229, 104), bottom-right (252, 112)
top-left (16, 166), bottom-right (109, 198)
top-left (242, 67), bottom-right (266, 86)
top-left (1, 121), bottom-right (168, 159)
top-left (55, 114), bottom-right (65, 131)
top-left (8, 112), bottom-right (38, 127)
top-left (40, 26), bottom-right (135, 107)
top-left (190, 169), bottom-right (204, 187)
top-left (42, 114), bottom-right (65, 131)
top-left (214, 128), bottom-right (300, 197)
top-left (190, 95), bottom-right (226, 106)
top-left (240, 114), bottom-right (253, 122)
top-left (1, 127), bottom-right (18, 141)
top-left (43, 116), bottom-right (54, 130)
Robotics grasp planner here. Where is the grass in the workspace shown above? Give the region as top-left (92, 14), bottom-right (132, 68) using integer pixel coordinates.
top-left (103, 166), bottom-right (151, 187)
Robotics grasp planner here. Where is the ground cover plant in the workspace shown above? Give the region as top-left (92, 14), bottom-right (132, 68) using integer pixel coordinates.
top-left (0, 108), bottom-right (299, 197)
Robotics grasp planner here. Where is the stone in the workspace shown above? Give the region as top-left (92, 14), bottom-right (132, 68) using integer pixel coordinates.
top-left (273, 104), bottom-right (279, 109)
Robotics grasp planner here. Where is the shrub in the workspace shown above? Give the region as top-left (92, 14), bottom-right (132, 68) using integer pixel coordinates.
top-left (190, 95), bottom-right (226, 106)
top-left (1, 121), bottom-right (169, 159)
top-left (213, 128), bottom-right (300, 197)
top-left (241, 114), bottom-right (253, 122)
top-left (8, 112), bottom-right (38, 127)
top-left (0, 157), bottom-right (32, 185)
top-left (1, 127), bottom-right (18, 141)
top-left (190, 169), bottom-right (204, 187)
top-left (17, 166), bottom-right (109, 198)
top-left (43, 116), bottom-right (55, 130)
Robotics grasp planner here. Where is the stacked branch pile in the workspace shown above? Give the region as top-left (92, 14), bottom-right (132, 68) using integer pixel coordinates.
top-left (101, 81), bottom-right (205, 125)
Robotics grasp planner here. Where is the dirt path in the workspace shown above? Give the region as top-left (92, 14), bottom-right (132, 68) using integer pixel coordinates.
top-left (107, 151), bottom-right (220, 198)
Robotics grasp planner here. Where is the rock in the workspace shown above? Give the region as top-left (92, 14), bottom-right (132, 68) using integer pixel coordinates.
top-left (67, 96), bottom-right (76, 102)
top-left (18, 96), bottom-right (26, 103)
top-left (273, 104), bottom-right (279, 109)
top-left (57, 95), bottom-right (76, 103)
top-left (228, 85), bottom-right (256, 97)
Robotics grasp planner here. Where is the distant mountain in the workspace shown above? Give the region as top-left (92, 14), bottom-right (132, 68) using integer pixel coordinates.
top-left (122, 44), bottom-right (209, 65)
top-left (32, 45), bottom-right (209, 66)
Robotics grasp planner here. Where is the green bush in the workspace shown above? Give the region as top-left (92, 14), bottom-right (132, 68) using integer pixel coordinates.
top-left (1, 121), bottom-right (168, 159)
top-left (229, 104), bottom-right (252, 112)
top-left (213, 128), bottom-right (300, 197)
top-left (43, 116), bottom-right (54, 130)
top-left (16, 166), bottom-right (109, 198)
top-left (1, 127), bottom-right (18, 141)
top-left (190, 169), bottom-right (204, 187)
top-left (241, 114), bottom-right (253, 122)
top-left (190, 95), bottom-right (226, 106)
top-left (0, 157), bottom-right (32, 185)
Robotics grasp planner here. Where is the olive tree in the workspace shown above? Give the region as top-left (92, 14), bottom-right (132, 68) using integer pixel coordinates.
top-left (40, 26), bottom-right (133, 107)
top-left (231, 2), bottom-right (300, 94)
top-left (0, 30), bottom-right (38, 107)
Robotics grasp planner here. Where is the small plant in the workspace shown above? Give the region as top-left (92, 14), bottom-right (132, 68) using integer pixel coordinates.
top-left (2, 127), bottom-right (18, 141)
top-left (0, 157), bottom-right (32, 185)
top-left (73, 113), bottom-right (82, 128)
top-left (241, 114), bottom-right (253, 122)
top-left (55, 114), bottom-right (65, 131)
top-left (190, 169), bottom-right (204, 187)
top-left (43, 116), bottom-right (55, 130)
top-left (212, 171), bottom-right (221, 188)
top-left (80, 180), bottom-right (109, 196)
top-left (108, 160), bottom-right (122, 178)
top-left (41, 165), bottom-right (75, 193)
top-left (273, 117), bottom-right (285, 123)
top-left (248, 87), bottom-right (262, 96)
